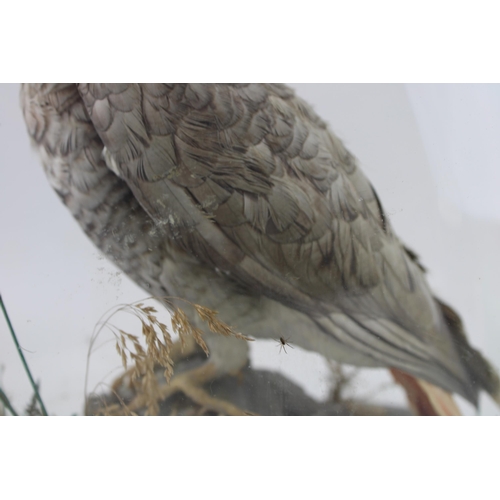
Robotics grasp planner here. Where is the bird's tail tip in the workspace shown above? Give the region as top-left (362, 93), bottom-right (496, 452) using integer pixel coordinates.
top-left (436, 298), bottom-right (500, 409)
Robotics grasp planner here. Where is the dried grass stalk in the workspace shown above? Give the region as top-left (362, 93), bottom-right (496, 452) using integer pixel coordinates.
top-left (86, 296), bottom-right (253, 416)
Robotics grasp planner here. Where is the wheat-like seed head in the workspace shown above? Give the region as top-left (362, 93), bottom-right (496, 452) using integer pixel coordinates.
top-left (87, 296), bottom-right (253, 415)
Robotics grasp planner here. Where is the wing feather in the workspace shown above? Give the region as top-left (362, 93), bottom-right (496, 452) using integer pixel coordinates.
top-left (77, 83), bottom-right (474, 400)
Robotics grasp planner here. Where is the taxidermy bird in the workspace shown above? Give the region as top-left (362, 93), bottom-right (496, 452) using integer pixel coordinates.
top-left (21, 83), bottom-right (500, 415)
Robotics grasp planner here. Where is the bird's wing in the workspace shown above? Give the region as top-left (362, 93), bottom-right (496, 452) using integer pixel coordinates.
top-left (77, 83), bottom-right (472, 398)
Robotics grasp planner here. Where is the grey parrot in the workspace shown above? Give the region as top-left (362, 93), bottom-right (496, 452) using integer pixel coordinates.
top-left (21, 83), bottom-right (500, 415)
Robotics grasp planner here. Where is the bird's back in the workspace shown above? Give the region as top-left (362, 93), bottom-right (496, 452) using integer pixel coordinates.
top-left (21, 83), bottom-right (500, 407)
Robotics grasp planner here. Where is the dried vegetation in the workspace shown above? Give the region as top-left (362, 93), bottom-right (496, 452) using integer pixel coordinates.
top-left (85, 297), bottom-right (253, 416)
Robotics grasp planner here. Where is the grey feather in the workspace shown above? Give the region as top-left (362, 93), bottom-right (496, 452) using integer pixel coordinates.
top-left (21, 83), bottom-right (500, 406)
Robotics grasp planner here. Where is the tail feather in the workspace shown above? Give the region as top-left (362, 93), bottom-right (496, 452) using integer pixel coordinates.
top-left (436, 298), bottom-right (500, 406)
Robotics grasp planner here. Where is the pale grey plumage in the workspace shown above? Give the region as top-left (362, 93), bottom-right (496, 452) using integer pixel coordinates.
top-left (21, 83), bottom-right (500, 406)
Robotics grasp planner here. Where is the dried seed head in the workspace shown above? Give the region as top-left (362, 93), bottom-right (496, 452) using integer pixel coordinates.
top-left (90, 296), bottom-right (254, 416)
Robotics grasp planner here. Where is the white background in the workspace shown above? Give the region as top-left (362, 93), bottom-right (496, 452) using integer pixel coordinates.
top-left (1, 83), bottom-right (499, 415)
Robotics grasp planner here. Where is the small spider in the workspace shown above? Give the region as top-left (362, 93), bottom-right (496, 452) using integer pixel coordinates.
top-left (276, 336), bottom-right (294, 354)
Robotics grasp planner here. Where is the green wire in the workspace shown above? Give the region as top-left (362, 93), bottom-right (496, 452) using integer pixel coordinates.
top-left (0, 293), bottom-right (48, 416)
top-left (0, 386), bottom-right (18, 416)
